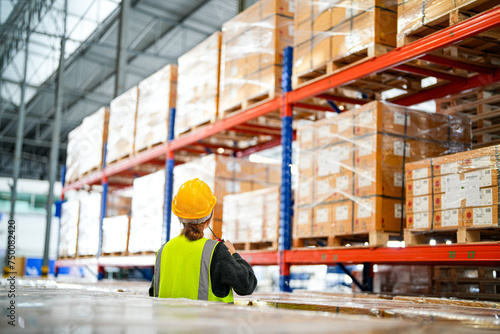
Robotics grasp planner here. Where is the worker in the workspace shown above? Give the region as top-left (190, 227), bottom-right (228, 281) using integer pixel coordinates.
top-left (149, 178), bottom-right (257, 303)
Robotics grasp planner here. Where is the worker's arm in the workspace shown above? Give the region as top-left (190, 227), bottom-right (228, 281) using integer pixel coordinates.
top-left (210, 241), bottom-right (258, 297)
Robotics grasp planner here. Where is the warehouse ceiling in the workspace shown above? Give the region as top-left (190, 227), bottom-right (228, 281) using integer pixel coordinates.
top-left (0, 0), bottom-right (252, 180)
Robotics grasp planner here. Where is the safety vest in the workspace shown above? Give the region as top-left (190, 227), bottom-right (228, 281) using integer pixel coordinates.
top-left (153, 234), bottom-right (234, 303)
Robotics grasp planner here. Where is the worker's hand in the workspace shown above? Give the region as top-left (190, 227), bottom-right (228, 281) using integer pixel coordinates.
top-left (224, 240), bottom-right (237, 255)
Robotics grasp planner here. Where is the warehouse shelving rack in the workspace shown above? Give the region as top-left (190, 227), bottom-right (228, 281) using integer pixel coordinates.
top-left (58, 6), bottom-right (500, 291)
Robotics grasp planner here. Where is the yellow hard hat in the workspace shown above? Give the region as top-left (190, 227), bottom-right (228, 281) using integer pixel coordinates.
top-left (172, 178), bottom-right (217, 221)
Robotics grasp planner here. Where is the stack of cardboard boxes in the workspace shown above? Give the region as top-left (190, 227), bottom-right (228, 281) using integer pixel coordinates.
top-left (58, 201), bottom-right (80, 258)
top-left (176, 33), bottom-right (221, 136)
top-left (294, 101), bottom-right (471, 242)
top-left (220, 0), bottom-right (293, 114)
top-left (135, 64), bottom-right (177, 152)
top-left (65, 106), bottom-right (109, 183)
top-left (293, 0), bottom-right (397, 85)
top-left (223, 186), bottom-right (280, 244)
top-left (406, 146), bottom-right (500, 230)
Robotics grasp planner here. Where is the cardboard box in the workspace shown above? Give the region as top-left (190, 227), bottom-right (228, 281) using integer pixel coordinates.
top-left (354, 197), bottom-right (404, 233)
top-left (406, 195), bottom-right (431, 214)
top-left (294, 207), bottom-right (312, 237)
top-left (299, 151), bottom-right (315, 178)
top-left (406, 178), bottom-right (432, 197)
top-left (314, 117), bottom-right (339, 148)
top-left (313, 203), bottom-right (333, 236)
top-left (433, 209), bottom-right (462, 230)
top-left (405, 158), bottom-right (431, 181)
top-left (315, 172), bottom-right (353, 203)
top-left (316, 142), bottom-right (354, 177)
top-left (332, 201), bottom-right (353, 235)
top-left (298, 123), bottom-right (315, 150)
top-left (296, 177), bottom-right (313, 206)
top-left (462, 206), bottom-right (499, 227)
top-left (406, 211), bottom-right (431, 230)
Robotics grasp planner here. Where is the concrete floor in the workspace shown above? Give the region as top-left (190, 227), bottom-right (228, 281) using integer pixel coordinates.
top-left (0, 279), bottom-right (497, 333)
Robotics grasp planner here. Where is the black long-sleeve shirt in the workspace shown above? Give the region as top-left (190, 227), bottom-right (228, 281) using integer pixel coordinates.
top-left (149, 242), bottom-right (257, 298)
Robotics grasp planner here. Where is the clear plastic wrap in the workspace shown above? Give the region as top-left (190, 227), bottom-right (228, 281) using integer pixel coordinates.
top-left (128, 169), bottom-right (165, 253)
top-left (396, 0), bottom-right (489, 47)
top-left (135, 64), bottom-right (177, 152)
top-left (58, 200), bottom-right (79, 258)
top-left (106, 86), bottom-right (138, 164)
top-left (294, 101), bottom-right (471, 239)
top-left (223, 186), bottom-right (280, 243)
top-left (406, 145), bottom-right (500, 230)
top-left (65, 107), bottom-right (109, 183)
top-left (77, 192), bottom-right (102, 256)
top-left (102, 215), bottom-right (130, 254)
top-left (293, 1), bottom-right (397, 84)
top-left (220, 0), bottom-right (294, 113)
top-left (171, 155), bottom-right (281, 241)
top-left (106, 194), bottom-right (132, 217)
top-left (176, 32), bottom-right (221, 136)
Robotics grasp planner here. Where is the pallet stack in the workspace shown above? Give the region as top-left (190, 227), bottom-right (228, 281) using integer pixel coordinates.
top-left (223, 186), bottom-right (280, 250)
top-left (293, 101), bottom-right (471, 247)
top-left (106, 86), bottom-right (139, 165)
top-left (220, 0), bottom-right (293, 115)
top-left (102, 215), bottom-right (130, 255)
top-left (405, 145), bottom-right (500, 245)
top-left (65, 106), bottom-right (109, 183)
top-left (76, 192), bottom-right (102, 257)
top-left (293, 0), bottom-right (397, 87)
top-left (57, 200), bottom-right (80, 259)
top-left (135, 64), bottom-right (177, 153)
top-left (397, 0), bottom-right (500, 47)
top-left (176, 32), bottom-right (221, 136)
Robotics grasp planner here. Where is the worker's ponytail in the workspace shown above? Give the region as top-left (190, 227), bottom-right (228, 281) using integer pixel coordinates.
top-left (182, 223), bottom-right (205, 241)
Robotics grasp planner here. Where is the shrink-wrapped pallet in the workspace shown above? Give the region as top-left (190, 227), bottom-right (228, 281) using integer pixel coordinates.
top-left (102, 215), bottom-right (130, 254)
top-left (176, 32), bottom-right (221, 136)
top-left (135, 65), bottom-right (177, 152)
top-left (294, 101), bottom-right (471, 241)
top-left (58, 200), bottom-right (80, 258)
top-left (128, 169), bottom-right (166, 253)
top-left (406, 145), bottom-right (500, 230)
top-left (223, 186), bottom-right (280, 243)
top-left (65, 107), bottom-right (109, 183)
top-left (106, 194), bottom-right (132, 217)
top-left (293, 0), bottom-right (397, 87)
top-left (220, 0), bottom-right (294, 114)
top-left (106, 86), bottom-right (138, 164)
top-left (77, 192), bottom-right (102, 256)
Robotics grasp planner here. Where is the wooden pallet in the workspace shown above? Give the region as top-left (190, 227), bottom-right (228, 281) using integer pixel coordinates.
top-left (221, 91), bottom-right (276, 118)
top-left (233, 241), bottom-right (278, 251)
top-left (129, 251), bottom-right (156, 256)
top-left (293, 231), bottom-right (401, 248)
top-left (134, 141), bottom-right (165, 154)
top-left (75, 254), bottom-right (97, 258)
top-left (80, 166), bottom-right (101, 178)
top-left (397, 0), bottom-right (500, 48)
top-left (107, 153), bottom-right (132, 166)
top-left (292, 43), bottom-right (393, 89)
top-left (404, 227), bottom-right (500, 246)
top-left (175, 117), bottom-right (217, 138)
top-left (101, 251), bottom-right (128, 257)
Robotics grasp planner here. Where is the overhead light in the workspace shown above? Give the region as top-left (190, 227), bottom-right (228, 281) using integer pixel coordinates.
top-left (217, 148), bottom-right (224, 154)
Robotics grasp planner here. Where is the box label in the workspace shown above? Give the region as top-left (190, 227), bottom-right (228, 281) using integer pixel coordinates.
top-left (300, 131), bottom-right (313, 144)
top-left (413, 167), bottom-right (428, 180)
top-left (316, 208), bottom-right (329, 223)
top-left (336, 175), bottom-right (349, 190)
top-left (288, 24), bottom-right (294, 37)
top-left (226, 161), bottom-right (241, 173)
top-left (336, 205), bottom-right (349, 221)
top-left (395, 203), bottom-right (402, 219)
top-left (394, 172), bottom-right (403, 187)
top-left (359, 109), bottom-right (373, 126)
top-left (318, 149), bottom-right (340, 176)
top-left (299, 182), bottom-right (310, 197)
top-left (338, 117), bottom-right (351, 133)
top-left (298, 210), bottom-right (309, 225)
top-left (413, 179), bottom-right (429, 196)
top-left (414, 212), bottom-right (429, 228)
top-left (414, 195), bottom-right (429, 213)
top-left (338, 144), bottom-right (350, 161)
top-left (480, 188), bottom-right (493, 206)
top-left (394, 112), bottom-right (410, 126)
top-left (471, 156), bottom-right (492, 168)
top-left (289, 0), bottom-right (295, 12)
top-left (318, 125), bottom-right (332, 140)
top-left (357, 202), bottom-right (372, 218)
top-left (316, 179), bottom-right (330, 195)
top-left (442, 209), bottom-right (459, 227)
top-left (441, 162), bottom-right (458, 175)
top-left (473, 207), bottom-right (493, 226)
top-left (358, 137), bottom-right (373, 157)
top-left (226, 181), bottom-right (240, 193)
top-left (394, 141), bottom-right (410, 157)
top-left (466, 169), bottom-right (493, 187)
top-left (358, 171), bottom-right (372, 188)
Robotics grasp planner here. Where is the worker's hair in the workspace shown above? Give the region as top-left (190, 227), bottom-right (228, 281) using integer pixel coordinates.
top-left (182, 221), bottom-right (208, 241)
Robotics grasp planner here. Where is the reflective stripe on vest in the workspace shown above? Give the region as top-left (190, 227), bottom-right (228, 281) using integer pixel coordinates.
top-left (153, 235), bottom-right (233, 303)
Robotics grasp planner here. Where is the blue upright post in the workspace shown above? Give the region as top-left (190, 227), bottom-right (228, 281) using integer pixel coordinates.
top-left (97, 144), bottom-right (108, 261)
top-left (163, 107), bottom-right (176, 244)
top-left (279, 46), bottom-right (293, 292)
top-left (55, 165), bottom-right (66, 277)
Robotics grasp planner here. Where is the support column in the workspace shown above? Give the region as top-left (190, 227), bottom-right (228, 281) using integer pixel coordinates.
top-left (42, 0), bottom-right (67, 277)
top-left (5, 0), bottom-right (32, 276)
top-left (115, 0), bottom-right (130, 97)
top-left (362, 262), bottom-right (374, 292)
top-left (279, 46), bottom-right (293, 292)
top-left (163, 107), bottom-right (176, 244)
top-left (54, 165), bottom-right (66, 277)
